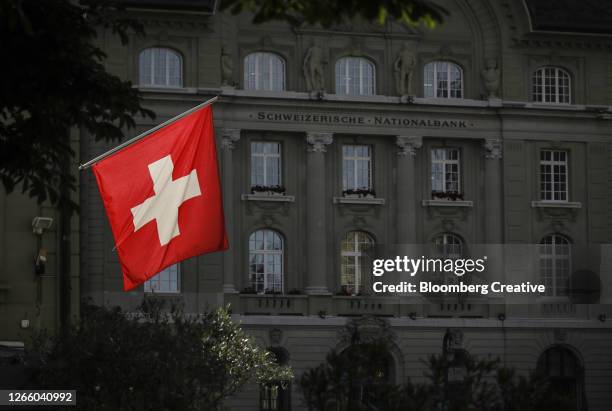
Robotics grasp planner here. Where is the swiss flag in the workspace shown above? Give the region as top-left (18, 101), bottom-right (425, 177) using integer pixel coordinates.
top-left (92, 105), bottom-right (228, 290)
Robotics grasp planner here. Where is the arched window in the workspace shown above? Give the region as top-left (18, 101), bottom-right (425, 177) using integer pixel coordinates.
top-left (532, 67), bottom-right (571, 104)
top-left (540, 234), bottom-right (571, 297)
top-left (244, 52), bottom-right (285, 91)
top-left (249, 229), bottom-right (283, 293)
top-left (335, 57), bottom-right (376, 96)
top-left (139, 47), bottom-right (182, 87)
top-left (424, 61), bottom-right (463, 98)
top-left (341, 231), bottom-right (374, 295)
top-left (433, 233), bottom-right (463, 258)
top-left (537, 346), bottom-right (583, 410)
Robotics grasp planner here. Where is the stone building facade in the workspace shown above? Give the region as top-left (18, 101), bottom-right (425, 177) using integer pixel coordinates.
top-left (2, 0), bottom-right (612, 409)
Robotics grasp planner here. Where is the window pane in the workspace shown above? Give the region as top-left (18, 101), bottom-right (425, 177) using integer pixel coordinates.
top-left (244, 53), bottom-right (285, 91)
top-left (144, 264), bottom-right (180, 293)
top-left (139, 48), bottom-right (183, 87)
top-left (335, 57), bottom-right (375, 96)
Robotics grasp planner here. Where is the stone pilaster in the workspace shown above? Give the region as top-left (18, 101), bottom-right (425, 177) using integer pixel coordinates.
top-left (396, 136), bottom-right (422, 244)
top-left (483, 138), bottom-right (503, 243)
top-left (483, 138), bottom-right (504, 304)
top-left (221, 128), bottom-right (240, 293)
top-left (305, 132), bottom-right (333, 295)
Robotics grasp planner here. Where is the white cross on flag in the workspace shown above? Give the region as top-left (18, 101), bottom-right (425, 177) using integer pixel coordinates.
top-left (92, 105), bottom-right (228, 290)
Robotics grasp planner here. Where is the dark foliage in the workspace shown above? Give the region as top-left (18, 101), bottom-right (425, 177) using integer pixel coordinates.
top-left (0, 0), bottom-right (154, 212)
top-left (220, 0), bottom-right (448, 29)
top-left (27, 300), bottom-right (292, 411)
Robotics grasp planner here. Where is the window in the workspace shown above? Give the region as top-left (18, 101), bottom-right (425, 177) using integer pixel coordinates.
top-left (532, 67), bottom-right (571, 104)
top-left (341, 231), bottom-right (374, 295)
top-left (342, 145), bottom-right (372, 193)
top-left (431, 148), bottom-right (460, 197)
top-left (433, 233), bottom-right (463, 259)
top-left (540, 150), bottom-right (568, 201)
top-left (537, 346), bottom-right (582, 410)
top-left (244, 52), bottom-right (285, 91)
top-left (432, 233), bottom-right (463, 289)
top-left (540, 234), bottom-right (571, 297)
top-left (144, 264), bottom-right (180, 293)
top-left (335, 57), bottom-right (375, 96)
top-left (251, 142), bottom-right (281, 188)
top-left (424, 61), bottom-right (463, 98)
top-left (249, 230), bottom-right (283, 293)
top-left (139, 47), bottom-right (182, 87)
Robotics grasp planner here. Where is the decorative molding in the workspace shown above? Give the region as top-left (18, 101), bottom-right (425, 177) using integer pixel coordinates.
top-left (531, 201), bottom-right (582, 209)
top-left (396, 136), bottom-right (422, 156)
top-left (554, 328), bottom-right (568, 342)
top-left (532, 201), bottom-right (581, 222)
top-left (306, 132), bottom-right (333, 152)
top-left (422, 200), bottom-right (474, 207)
top-left (138, 18), bottom-right (211, 31)
top-left (333, 197), bottom-right (385, 205)
top-left (241, 194), bottom-right (295, 202)
top-left (220, 128), bottom-right (240, 150)
top-left (483, 139), bottom-right (503, 159)
top-left (269, 328), bottom-right (282, 346)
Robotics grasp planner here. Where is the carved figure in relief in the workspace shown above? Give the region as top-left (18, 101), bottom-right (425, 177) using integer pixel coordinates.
top-left (481, 59), bottom-right (500, 98)
top-left (394, 42), bottom-right (417, 96)
top-left (303, 42), bottom-right (325, 92)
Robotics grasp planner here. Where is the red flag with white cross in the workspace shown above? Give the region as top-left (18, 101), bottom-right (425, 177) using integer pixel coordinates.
top-left (91, 104), bottom-right (228, 290)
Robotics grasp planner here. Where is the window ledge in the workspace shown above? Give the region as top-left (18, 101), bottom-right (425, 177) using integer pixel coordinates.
top-left (333, 196), bottom-right (385, 205)
top-left (422, 199), bottom-right (473, 207)
top-left (241, 194), bottom-right (295, 202)
top-left (531, 201), bottom-right (582, 209)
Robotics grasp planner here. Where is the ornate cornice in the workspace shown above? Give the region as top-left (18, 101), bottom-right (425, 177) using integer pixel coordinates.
top-left (306, 132), bottom-right (333, 153)
top-left (396, 136), bottom-right (422, 156)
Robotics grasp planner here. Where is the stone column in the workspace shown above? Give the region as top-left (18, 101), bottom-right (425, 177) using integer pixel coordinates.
top-left (221, 128), bottom-right (240, 293)
top-left (305, 132), bottom-right (333, 295)
top-left (396, 136), bottom-right (422, 245)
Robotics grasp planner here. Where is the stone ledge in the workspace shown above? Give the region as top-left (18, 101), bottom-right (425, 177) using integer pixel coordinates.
top-left (531, 200), bottom-right (582, 209)
top-left (241, 194), bottom-right (295, 202)
top-left (422, 199), bottom-right (474, 207)
top-left (333, 196), bottom-right (386, 205)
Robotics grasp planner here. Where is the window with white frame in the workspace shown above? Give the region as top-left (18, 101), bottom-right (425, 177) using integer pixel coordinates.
top-left (532, 67), bottom-right (571, 104)
top-left (244, 52), bottom-right (285, 91)
top-left (424, 61), bottom-right (463, 98)
top-left (431, 148), bottom-right (460, 197)
top-left (144, 264), bottom-right (180, 293)
top-left (335, 57), bottom-right (376, 96)
top-left (342, 145), bottom-right (372, 193)
top-left (251, 142), bottom-right (282, 188)
top-left (139, 47), bottom-right (182, 87)
top-left (249, 230), bottom-right (283, 293)
top-left (341, 231), bottom-right (374, 295)
top-left (540, 149), bottom-right (568, 201)
top-left (539, 234), bottom-right (571, 297)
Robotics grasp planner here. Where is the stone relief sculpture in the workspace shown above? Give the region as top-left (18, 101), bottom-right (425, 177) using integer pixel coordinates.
top-left (220, 45), bottom-right (235, 87)
top-left (303, 42), bottom-right (325, 93)
top-left (481, 59), bottom-right (500, 98)
top-left (394, 42), bottom-right (417, 96)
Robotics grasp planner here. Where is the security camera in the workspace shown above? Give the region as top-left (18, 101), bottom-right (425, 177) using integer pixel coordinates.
top-left (32, 217), bottom-right (53, 235)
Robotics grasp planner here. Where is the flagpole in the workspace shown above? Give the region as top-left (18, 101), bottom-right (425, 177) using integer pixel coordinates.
top-left (78, 95), bottom-right (219, 170)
